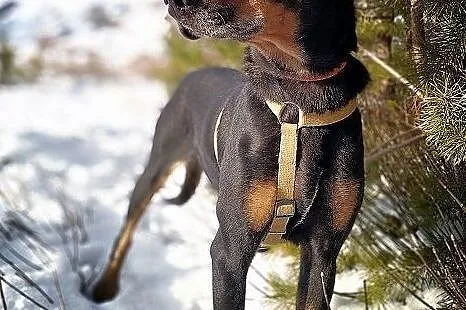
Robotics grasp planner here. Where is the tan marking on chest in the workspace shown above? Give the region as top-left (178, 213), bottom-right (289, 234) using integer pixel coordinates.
top-left (241, 0), bottom-right (304, 69)
top-left (330, 180), bottom-right (362, 231)
top-left (245, 178), bottom-right (277, 231)
top-left (207, 0), bottom-right (303, 69)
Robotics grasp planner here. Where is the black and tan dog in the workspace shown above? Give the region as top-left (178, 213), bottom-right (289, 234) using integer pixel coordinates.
top-left (85, 0), bottom-right (370, 309)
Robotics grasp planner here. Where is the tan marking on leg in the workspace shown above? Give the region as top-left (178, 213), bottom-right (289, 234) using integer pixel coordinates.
top-left (109, 162), bottom-right (179, 266)
top-left (245, 178), bottom-right (277, 232)
top-left (91, 163), bottom-right (180, 301)
top-left (330, 180), bottom-right (362, 231)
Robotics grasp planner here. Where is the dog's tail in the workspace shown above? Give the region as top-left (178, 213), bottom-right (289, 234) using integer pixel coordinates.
top-left (165, 157), bottom-right (202, 205)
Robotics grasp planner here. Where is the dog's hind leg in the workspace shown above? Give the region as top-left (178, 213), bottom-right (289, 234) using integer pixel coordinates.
top-left (84, 102), bottom-right (197, 303)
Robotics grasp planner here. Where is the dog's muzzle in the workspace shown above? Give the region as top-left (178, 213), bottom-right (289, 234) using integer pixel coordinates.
top-left (166, 0), bottom-right (204, 40)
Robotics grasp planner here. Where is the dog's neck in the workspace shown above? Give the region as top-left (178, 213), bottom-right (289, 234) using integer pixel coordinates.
top-left (268, 61), bottom-right (348, 83)
top-left (243, 46), bottom-right (369, 114)
top-left (248, 33), bottom-right (347, 83)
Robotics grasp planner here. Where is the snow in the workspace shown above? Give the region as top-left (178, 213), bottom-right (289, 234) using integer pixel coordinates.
top-left (4, 0), bottom-right (170, 69)
top-left (0, 1), bottom-right (284, 308)
top-left (0, 1), bottom-right (438, 309)
top-left (1, 75), bottom-right (279, 310)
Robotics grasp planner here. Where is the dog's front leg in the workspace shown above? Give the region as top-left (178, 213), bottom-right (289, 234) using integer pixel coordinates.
top-left (210, 229), bottom-right (254, 310)
top-left (296, 235), bottom-right (338, 310)
top-left (210, 167), bottom-right (275, 309)
top-left (296, 144), bottom-right (364, 309)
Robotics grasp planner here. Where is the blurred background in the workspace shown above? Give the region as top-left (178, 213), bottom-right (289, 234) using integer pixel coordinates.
top-left (0, 0), bottom-right (464, 309)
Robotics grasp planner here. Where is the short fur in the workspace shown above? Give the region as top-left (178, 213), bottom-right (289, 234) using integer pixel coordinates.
top-left (84, 0), bottom-right (370, 309)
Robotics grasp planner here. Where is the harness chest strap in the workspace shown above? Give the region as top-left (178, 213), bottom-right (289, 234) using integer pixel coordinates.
top-left (262, 99), bottom-right (358, 245)
top-left (262, 120), bottom-right (298, 244)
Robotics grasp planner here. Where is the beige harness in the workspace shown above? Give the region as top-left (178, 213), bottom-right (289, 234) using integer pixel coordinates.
top-left (214, 99), bottom-right (358, 244)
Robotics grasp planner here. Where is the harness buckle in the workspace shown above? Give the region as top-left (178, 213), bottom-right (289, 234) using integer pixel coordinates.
top-left (275, 199), bottom-right (295, 218)
top-left (261, 200), bottom-right (295, 245)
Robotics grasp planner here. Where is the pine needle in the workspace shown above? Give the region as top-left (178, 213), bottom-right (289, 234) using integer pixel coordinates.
top-left (0, 253), bottom-right (54, 304)
top-left (320, 272), bottom-right (330, 310)
top-left (0, 275), bottom-right (49, 310)
top-left (363, 280), bottom-right (369, 310)
top-left (0, 279), bottom-right (7, 310)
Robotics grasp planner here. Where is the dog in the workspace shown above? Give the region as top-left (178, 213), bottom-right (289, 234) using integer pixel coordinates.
top-left (84, 0), bottom-right (370, 309)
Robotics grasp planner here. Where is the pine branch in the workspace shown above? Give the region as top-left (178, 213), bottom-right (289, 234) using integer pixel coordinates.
top-left (365, 133), bottom-right (425, 163)
top-left (359, 45), bottom-right (424, 98)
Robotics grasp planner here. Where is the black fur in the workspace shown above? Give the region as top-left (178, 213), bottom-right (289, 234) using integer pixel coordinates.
top-left (86, 1), bottom-right (369, 309)
top-left (244, 48), bottom-right (370, 113)
top-left (298, 0), bottom-right (358, 72)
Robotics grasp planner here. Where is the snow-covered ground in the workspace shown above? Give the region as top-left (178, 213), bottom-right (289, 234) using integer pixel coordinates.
top-left (0, 1), bottom-right (439, 309)
top-left (0, 1), bottom-right (296, 309)
top-left (0, 76), bottom-right (287, 310)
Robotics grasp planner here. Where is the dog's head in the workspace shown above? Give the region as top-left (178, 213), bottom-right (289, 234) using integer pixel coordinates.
top-left (166, 0), bottom-right (302, 39)
top-left (166, 0), bottom-right (357, 70)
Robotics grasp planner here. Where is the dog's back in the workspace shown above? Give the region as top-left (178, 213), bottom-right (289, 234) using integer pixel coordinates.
top-left (167, 67), bottom-right (248, 184)
top-left (173, 67), bottom-right (246, 119)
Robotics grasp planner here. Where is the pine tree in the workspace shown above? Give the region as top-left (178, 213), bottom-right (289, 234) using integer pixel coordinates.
top-left (0, 1), bottom-right (16, 85)
top-left (387, 0), bottom-right (466, 164)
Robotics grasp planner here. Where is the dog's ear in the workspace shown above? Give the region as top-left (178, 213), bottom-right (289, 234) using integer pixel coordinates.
top-left (297, 0), bottom-right (357, 72)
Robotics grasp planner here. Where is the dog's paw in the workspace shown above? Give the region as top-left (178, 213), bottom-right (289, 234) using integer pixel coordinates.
top-left (80, 266), bottom-right (120, 303)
